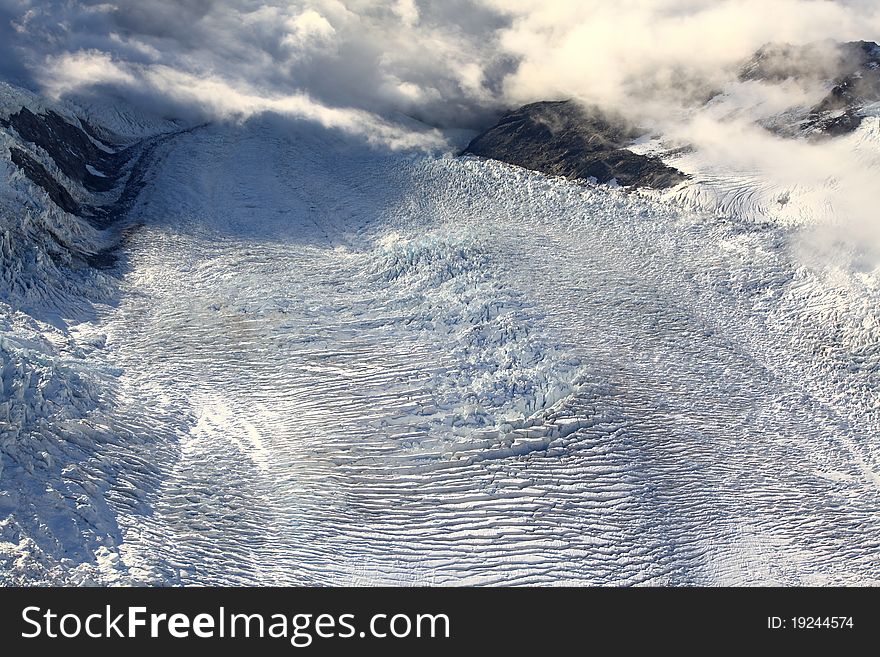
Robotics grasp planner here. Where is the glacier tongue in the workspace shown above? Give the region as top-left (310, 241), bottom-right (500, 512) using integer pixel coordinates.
top-left (2, 112), bottom-right (880, 585)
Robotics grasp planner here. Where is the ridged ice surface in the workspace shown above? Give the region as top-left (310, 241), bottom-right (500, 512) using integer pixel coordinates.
top-left (3, 114), bottom-right (880, 585)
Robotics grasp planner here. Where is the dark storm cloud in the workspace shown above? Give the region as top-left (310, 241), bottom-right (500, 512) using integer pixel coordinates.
top-left (0, 1), bottom-right (513, 130)
top-left (0, 2), bottom-right (31, 85)
top-left (108, 0), bottom-right (216, 40)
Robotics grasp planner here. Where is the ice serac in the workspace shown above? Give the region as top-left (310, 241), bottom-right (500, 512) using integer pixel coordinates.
top-left (462, 100), bottom-right (687, 189)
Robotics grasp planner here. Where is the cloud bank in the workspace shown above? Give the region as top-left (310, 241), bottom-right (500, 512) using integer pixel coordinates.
top-left (0, 1), bottom-right (877, 130)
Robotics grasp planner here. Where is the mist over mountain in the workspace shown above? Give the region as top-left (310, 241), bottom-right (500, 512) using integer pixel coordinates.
top-left (0, 2), bottom-right (876, 129)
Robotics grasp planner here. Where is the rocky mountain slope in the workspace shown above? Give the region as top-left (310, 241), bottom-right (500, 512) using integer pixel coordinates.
top-left (462, 101), bottom-right (686, 189)
top-left (464, 41), bottom-right (880, 196)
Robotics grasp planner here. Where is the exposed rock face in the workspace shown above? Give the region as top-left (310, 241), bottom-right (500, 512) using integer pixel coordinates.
top-left (462, 101), bottom-right (686, 189)
top-left (8, 146), bottom-right (81, 215)
top-left (740, 40), bottom-right (880, 137)
top-left (6, 108), bottom-right (123, 193)
top-left (4, 106), bottom-right (186, 216)
top-left (1, 104), bottom-right (189, 270)
top-left (1, 107), bottom-right (127, 233)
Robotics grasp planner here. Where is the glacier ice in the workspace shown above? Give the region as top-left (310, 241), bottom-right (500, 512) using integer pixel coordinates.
top-left (1, 91), bottom-right (880, 585)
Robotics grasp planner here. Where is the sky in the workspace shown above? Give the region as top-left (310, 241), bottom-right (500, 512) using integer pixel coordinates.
top-left (1, 0), bottom-right (878, 131)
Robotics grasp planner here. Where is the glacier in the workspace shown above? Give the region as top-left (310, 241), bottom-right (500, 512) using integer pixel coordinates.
top-left (1, 86), bottom-right (880, 586)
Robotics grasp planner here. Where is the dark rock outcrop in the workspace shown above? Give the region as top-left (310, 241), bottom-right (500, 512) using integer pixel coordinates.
top-left (9, 146), bottom-right (81, 215)
top-left (6, 108), bottom-right (123, 193)
top-left (462, 101), bottom-right (686, 189)
top-left (2, 107), bottom-right (190, 268)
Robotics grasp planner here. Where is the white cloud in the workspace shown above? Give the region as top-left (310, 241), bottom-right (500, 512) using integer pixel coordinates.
top-left (393, 0), bottom-right (419, 27)
top-left (487, 0), bottom-right (880, 111)
top-left (4, 1), bottom-right (877, 131)
top-left (39, 50), bottom-right (136, 97)
top-left (281, 9), bottom-right (337, 51)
